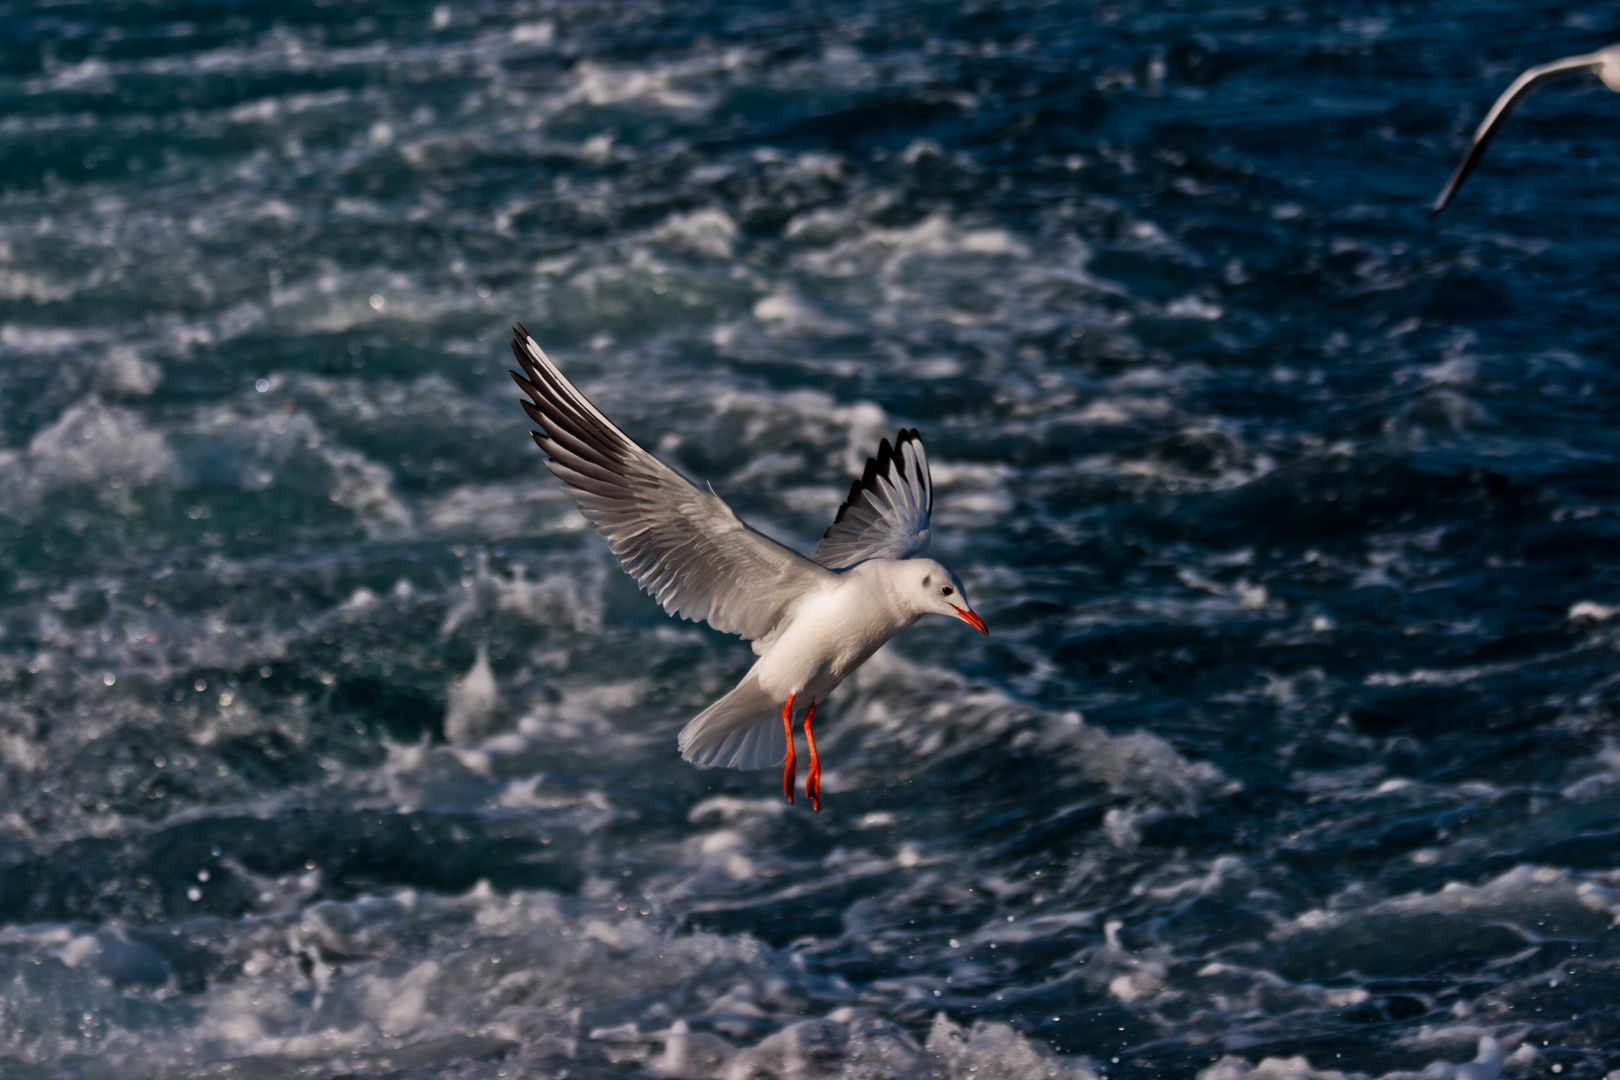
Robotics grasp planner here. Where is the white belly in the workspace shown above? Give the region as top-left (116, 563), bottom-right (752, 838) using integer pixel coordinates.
top-left (751, 584), bottom-right (914, 704)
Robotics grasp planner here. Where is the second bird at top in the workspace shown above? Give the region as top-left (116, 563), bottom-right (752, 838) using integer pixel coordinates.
top-left (1433, 43), bottom-right (1620, 214)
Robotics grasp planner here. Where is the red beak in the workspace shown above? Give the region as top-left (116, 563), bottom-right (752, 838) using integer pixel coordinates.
top-left (950, 604), bottom-right (988, 636)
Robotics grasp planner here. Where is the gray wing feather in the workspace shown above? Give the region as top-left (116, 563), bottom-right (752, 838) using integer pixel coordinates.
top-left (510, 327), bottom-right (830, 641)
top-left (814, 428), bottom-right (932, 569)
top-left (1432, 51), bottom-right (1606, 214)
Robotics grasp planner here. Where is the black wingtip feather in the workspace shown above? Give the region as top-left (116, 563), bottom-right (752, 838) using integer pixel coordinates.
top-left (832, 478), bottom-right (864, 525)
top-left (824, 428), bottom-right (931, 539)
top-left (509, 368), bottom-right (536, 395)
top-left (508, 331), bottom-right (662, 511)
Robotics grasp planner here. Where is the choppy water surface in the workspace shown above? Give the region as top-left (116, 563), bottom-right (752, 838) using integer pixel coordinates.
top-left (3, 2), bottom-right (1620, 1077)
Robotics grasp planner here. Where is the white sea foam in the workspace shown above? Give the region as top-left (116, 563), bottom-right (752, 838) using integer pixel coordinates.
top-left (651, 208), bottom-right (742, 260)
top-left (1202, 1037), bottom-right (1508, 1080)
top-left (1273, 864), bottom-right (1620, 955)
top-left (842, 649), bottom-right (1235, 817)
top-left (0, 397), bottom-right (180, 516)
top-left (5, 873), bottom-right (1517, 1079)
top-left (444, 643), bottom-right (499, 747)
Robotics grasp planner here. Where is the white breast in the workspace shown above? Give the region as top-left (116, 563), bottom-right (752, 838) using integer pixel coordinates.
top-left (751, 565), bottom-right (915, 702)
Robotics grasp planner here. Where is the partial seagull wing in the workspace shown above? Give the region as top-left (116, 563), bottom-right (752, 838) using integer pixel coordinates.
top-left (814, 428), bottom-right (932, 569)
top-left (1432, 51), bottom-right (1606, 214)
top-left (510, 326), bottom-right (831, 641)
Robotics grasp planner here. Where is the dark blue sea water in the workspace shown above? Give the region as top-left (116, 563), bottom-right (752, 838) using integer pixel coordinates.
top-left (2, 2), bottom-right (1619, 1077)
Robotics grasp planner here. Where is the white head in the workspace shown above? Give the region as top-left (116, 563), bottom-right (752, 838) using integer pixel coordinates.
top-left (903, 558), bottom-right (987, 635)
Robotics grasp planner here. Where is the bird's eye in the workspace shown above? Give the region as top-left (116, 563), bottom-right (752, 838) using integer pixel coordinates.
top-left (941, 586), bottom-right (953, 597)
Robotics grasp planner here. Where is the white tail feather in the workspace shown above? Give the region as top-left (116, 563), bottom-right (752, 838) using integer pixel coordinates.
top-left (677, 672), bottom-right (785, 770)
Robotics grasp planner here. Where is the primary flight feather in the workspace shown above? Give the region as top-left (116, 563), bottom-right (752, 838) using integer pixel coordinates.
top-left (509, 326), bottom-right (985, 810)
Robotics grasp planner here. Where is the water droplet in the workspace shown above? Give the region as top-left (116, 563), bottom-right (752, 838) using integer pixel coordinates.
top-left (102, 672), bottom-right (116, 686)
top-left (369, 293), bottom-right (388, 311)
top-left (255, 378), bottom-right (269, 392)
top-left (194, 679), bottom-right (207, 692)
top-left (186, 887), bottom-right (201, 901)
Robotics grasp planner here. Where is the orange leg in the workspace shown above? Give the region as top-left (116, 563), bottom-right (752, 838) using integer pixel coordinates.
top-left (780, 694), bottom-right (796, 805)
top-left (803, 700), bottom-right (821, 812)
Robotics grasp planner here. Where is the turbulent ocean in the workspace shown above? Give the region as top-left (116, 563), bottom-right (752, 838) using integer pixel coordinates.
top-left (3, 2), bottom-right (1620, 1077)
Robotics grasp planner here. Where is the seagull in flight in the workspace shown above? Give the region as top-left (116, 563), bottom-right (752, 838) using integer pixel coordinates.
top-left (508, 326), bottom-right (986, 811)
top-left (1432, 43), bottom-right (1620, 214)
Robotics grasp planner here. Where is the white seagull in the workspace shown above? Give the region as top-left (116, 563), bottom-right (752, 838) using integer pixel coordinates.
top-left (508, 326), bottom-right (987, 810)
top-left (1433, 43), bottom-right (1620, 214)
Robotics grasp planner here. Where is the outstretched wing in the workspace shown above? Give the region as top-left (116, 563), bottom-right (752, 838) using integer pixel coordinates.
top-left (510, 326), bottom-right (831, 641)
top-left (814, 428), bottom-right (932, 569)
top-left (1432, 51), bottom-right (1606, 214)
